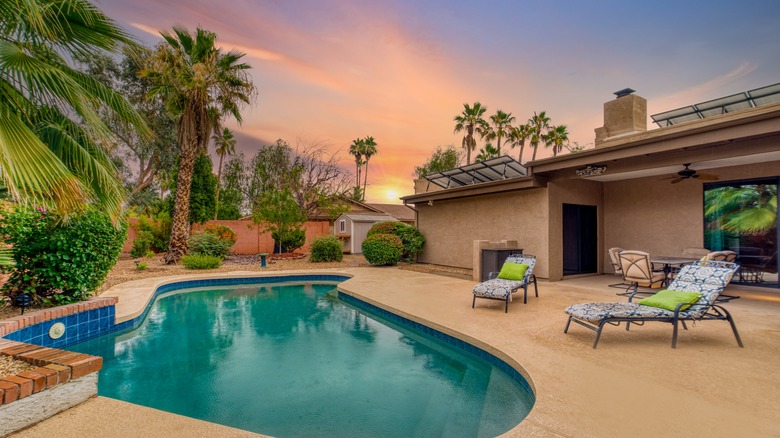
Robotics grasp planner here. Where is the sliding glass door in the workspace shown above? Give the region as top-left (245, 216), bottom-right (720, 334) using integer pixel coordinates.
top-left (704, 177), bottom-right (778, 287)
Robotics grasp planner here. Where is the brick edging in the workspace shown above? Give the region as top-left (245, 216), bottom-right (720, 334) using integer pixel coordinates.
top-left (0, 339), bottom-right (102, 407)
top-left (0, 296), bottom-right (118, 338)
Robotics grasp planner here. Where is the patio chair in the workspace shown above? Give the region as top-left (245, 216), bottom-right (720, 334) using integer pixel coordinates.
top-left (472, 254), bottom-right (538, 312)
top-left (618, 250), bottom-right (666, 295)
top-left (706, 250), bottom-right (737, 262)
top-left (607, 247), bottom-right (627, 288)
top-left (563, 260), bottom-right (742, 348)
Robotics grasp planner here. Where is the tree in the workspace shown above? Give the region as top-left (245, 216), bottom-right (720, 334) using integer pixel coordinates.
top-left (509, 124), bottom-right (532, 164)
top-left (528, 111), bottom-right (551, 161)
top-left (545, 125), bottom-right (570, 156)
top-left (217, 154), bottom-right (246, 219)
top-left (485, 110), bottom-right (515, 156)
top-left (414, 145), bottom-right (462, 178)
top-left (453, 102), bottom-right (489, 165)
top-left (348, 138), bottom-right (364, 200)
top-left (361, 136), bottom-right (377, 201)
top-left (0, 0), bottom-right (150, 219)
top-left (474, 144), bottom-right (500, 162)
top-left (142, 26), bottom-right (255, 264)
top-left (213, 128), bottom-right (237, 219)
top-left (80, 46), bottom-right (179, 204)
top-left (252, 189), bottom-right (307, 254)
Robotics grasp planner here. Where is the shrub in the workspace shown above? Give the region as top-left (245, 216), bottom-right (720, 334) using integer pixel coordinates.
top-left (136, 262), bottom-right (148, 271)
top-left (367, 221), bottom-right (425, 262)
top-left (182, 254), bottom-right (222, 269)
top-left (145, 250), bottom-right (155, 259)
top-left (202, 224), bottom-right (237, 245)
top-left (187, 232), bottom-right (232, 258)
top-left (362, 234), bottom-right (403, 266)
top-left (272, 228), bottom-right (306, 253)
top-left (130, 230), bottom-right (153, 258)
top-left (0, 206), bottom-right (127, 306)
top-left (310, 236), bottom-right (343, 262)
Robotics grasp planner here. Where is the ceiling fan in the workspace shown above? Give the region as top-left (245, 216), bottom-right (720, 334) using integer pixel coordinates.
top-left (665, 163), bottom-right (719, 184)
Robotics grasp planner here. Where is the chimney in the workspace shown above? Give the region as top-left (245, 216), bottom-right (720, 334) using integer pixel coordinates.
top-left (594, 88), bottom-right (647, 147)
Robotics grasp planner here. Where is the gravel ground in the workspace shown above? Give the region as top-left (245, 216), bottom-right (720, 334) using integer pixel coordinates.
top-left (0, 354), bottom-right (34, 379)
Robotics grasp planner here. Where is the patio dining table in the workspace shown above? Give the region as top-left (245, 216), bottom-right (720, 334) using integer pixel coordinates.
top-left (650, 256), bottom-right (701, 286)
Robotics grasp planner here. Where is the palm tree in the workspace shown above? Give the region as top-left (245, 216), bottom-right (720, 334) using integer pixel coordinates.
top-left (485, 110), bottom-right (515, 155)
top-left (348, 138), bottom-right (364, 200)
top-left (528, 111), bottom-right (551, 162)
top-left (545, 125), bottom-right (570, 157)
top-left (143, 27), bottom-right (255, 263)
top-left (474, 144), bottom-right (500, 162)
top-left (453, 102), bottom-right (489, 164)
top-left (213, 128), bottom-right (237, 219)
top-left (509, 124), bottom-right (532, 163)
top-left (361, 136), bottom-right (377, 201)
top-left (0, 0), bottom-right (150, 219)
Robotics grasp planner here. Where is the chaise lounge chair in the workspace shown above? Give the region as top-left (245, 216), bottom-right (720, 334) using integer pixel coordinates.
top-left (563, 260), bottom-right (742, 348)
top-left (472, 254), bottom-right (538, 312)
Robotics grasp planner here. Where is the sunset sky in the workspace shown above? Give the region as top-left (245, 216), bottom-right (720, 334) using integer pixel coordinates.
top-left (98, 0), bottom-right (780, 203)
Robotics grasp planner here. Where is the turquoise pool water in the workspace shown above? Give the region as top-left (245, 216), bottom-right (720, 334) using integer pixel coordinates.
top-left (70, 282), bottom-right (534, 437)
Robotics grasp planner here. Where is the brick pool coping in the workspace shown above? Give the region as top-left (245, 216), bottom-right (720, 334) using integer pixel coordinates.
top-left (0, 298), bottom-right (111, 408)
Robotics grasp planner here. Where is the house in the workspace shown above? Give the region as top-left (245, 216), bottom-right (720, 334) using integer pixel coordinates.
top-left (402, 83), bottom-right (780, 286)
top-left (334, 213), bottom-right (398, 254)
top-left (309, 200), bottom-right (415, 226)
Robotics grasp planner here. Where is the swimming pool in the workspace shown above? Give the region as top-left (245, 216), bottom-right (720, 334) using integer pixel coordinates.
top-left (70, 280), bottom-right (534, 437)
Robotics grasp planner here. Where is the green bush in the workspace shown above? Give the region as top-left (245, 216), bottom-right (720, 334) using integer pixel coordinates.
top-left (187, 232), bottom-right (232, 258)
top-left (362, 233), bottom-right (403, 266)
top-left (0, 206), bottom-right (127, 306)
top-left (310, 236), bottom-right (343, 262)
top-left (272, 228), bottom-right (306, 253)
top-left (136, 262), bottom-right (148, 271)
top-left (182, 254), bottom-right (222, 269)
top-left (367, 221), bottom-right (425, 262)
top-left (130, 230), bottom-right (153, 258)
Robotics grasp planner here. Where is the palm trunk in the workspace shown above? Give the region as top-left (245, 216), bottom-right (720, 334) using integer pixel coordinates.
top-left (497, 136), bottom-right (502, 156)
top-left (532, 142), bottom-right (539, 161)
top-left (518, 142), bottom-right (525, 164)
top-left (214, 153), bottom-right (224, 220)
top-left (164, 117), bottom-right (197, 264)
top-left (362, 159), bottom-right (369, 201)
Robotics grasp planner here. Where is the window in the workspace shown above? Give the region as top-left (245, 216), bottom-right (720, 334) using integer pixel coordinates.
top-left (339, 220), bottom-right (346, 233)
top-left (704, 177), bottom-right (778, 287)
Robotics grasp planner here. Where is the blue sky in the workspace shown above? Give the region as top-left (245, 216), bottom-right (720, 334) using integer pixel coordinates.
top-left (97, 0), bottom-right (780, 202)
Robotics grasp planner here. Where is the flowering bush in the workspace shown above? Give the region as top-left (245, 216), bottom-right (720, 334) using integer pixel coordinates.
top-left (202, 224), bottom-right (237, 244)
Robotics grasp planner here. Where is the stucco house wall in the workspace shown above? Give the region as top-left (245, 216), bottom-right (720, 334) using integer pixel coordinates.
top-left (416, 188), bottom-right (550, 278)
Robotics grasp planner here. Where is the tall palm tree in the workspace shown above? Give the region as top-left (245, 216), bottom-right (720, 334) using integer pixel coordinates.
top-left (143, 26), bottom-right (255, 263)
top-left (509, 124), bottom-right (532, 163)
top-left (361, 136), bottom-right (377, 201)
top-left (453, 102), bottom-right (488, 164)
top-left (0, 0), bottom-right (150, 219)
top-left (213, 127), bottom-right (237, 219)
top-left (485, 110), bottom-right (515, 155)
top-left (348, 138), bottom-right (364, 200)
top-left (528, 111), bottom-right (551, 162)
top-left (545, 125), bottom-right (570, 156)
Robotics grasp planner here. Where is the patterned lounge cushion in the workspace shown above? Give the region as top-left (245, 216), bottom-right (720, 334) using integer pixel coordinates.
top-left (564, 302), bottom-right (675, 323)
top-left (473, 278), bottom-right (524, 299)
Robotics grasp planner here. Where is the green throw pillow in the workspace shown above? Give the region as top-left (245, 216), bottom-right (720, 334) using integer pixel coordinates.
top-left (498, 262), bottom-right (528, 281)
top-left (638, 289), bottom-right (702, 311)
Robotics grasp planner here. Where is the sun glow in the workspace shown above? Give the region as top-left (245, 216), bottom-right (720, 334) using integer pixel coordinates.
top-left (384, 189), bottom-right (399, 202)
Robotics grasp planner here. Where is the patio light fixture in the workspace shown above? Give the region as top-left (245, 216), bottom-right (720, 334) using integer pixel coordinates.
top-left (15, 293), bottom-right (31, 315)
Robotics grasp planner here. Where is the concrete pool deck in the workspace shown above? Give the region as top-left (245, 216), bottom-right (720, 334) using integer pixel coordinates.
top-left (10, 267), bottom-right (780, 437)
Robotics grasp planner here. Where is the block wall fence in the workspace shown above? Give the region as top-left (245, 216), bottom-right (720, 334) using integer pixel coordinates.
top-left (122, 219), bottom-right (331, 254)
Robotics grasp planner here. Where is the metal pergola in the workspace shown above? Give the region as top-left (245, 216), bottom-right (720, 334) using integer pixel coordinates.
top-left (424, 155), bottom-right (527, 189)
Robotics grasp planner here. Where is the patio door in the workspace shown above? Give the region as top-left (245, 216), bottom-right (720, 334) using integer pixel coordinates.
top-left (704, 177), bottom-right (778, 287)
top-left (563, 204), bottom-right (598, 275)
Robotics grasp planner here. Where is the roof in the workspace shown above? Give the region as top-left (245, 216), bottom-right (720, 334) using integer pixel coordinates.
top-left (338, 213), bottom-right (398, 223)
top-left (366, 203), bottom-right (415, 221)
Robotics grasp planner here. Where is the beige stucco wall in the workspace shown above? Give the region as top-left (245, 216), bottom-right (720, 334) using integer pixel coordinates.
top-left (416, 188), bottom-right (550, 278)
top-left (546, 179), bottom-right (604, 280)
top-left (603, 161), bottom-right (780, 270)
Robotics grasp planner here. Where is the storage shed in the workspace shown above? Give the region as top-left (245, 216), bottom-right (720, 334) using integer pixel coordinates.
top-left (334, 213), bottom-right (398, 254)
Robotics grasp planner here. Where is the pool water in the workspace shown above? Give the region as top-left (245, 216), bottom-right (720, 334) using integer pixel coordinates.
top-left (70, 282), bottom-right (534, 437)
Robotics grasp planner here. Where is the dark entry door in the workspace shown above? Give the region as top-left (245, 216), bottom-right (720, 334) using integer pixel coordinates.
top-left (563, 204), bottom-right (598, 275)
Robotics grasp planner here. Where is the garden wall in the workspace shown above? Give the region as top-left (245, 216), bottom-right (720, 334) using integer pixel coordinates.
top-left (123, 219), bottom-right (330, 255)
